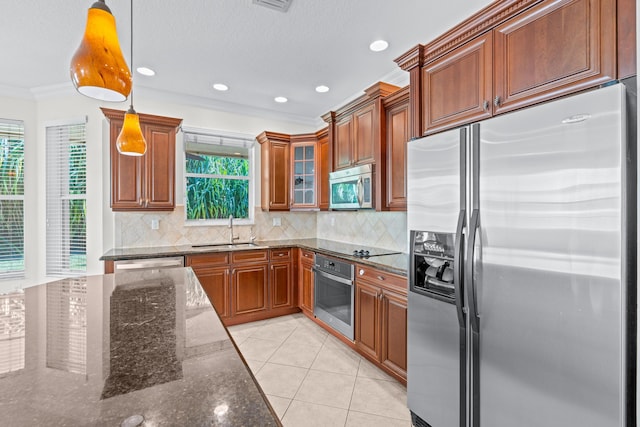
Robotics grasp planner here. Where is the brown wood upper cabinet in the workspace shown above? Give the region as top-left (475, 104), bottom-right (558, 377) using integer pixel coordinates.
top-left (324, 82), bottom-right (399, 173)
top-left (397, 0), bottom-right (621, 136)
top-left (257, 128), bottom-right (330, 211)
top-left (102, 108), bottom-right (182, 211)
top-left (427, 0), bottom-right (615, 134)
top-left (257, 131), bottom-right (290, 211)
top-left (493, 0), bottom-right (616, 115)
top-left (382, 87), bottom-right (410, 210)
top-left (422, 32), bottom-right (494, 135)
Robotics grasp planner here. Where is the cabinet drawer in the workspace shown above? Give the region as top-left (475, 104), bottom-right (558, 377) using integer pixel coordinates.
top-left (270, 248), bottom-right (292, 261)
top-left (356, 265), bottom-right (407, 293)
top-left (299, 249), bottom-right (315, 263)
top-left (186, 252), bottom-right (229, 267)
top-left (231, 249), bottom-right (269, 264)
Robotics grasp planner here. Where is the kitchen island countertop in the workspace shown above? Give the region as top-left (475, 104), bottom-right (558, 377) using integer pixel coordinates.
top-left (0, 268), bottom-right (280, 426)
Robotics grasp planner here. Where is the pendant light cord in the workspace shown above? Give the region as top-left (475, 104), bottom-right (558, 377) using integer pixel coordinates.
top-left (129, 0), bottom-right (134, 110)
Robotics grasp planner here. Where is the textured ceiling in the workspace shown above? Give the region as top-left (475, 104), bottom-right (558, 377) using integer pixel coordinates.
top-left (1, 0), bottom-right (493, 126)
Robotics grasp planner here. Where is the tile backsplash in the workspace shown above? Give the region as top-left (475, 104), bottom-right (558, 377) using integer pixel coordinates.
top-left (114, 206), bottom-right (407, 251)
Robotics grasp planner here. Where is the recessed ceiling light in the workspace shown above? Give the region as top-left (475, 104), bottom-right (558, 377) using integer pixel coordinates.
top-left (213, 83), bottom-right (229, 91)
top-left (136, 67), bottom-right (155, 76)
top-left (369, 40), bottom-right (389, 52)
top-left (274, 96), bottom-right (288, 103)
top-left (315, 85), bottom-right (329, 93)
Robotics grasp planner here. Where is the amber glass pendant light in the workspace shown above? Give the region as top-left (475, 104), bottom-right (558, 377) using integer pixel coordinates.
top-left (70, 0), bottom-right (132, 102)
top-left (116, 0), bottom-right (146, 156)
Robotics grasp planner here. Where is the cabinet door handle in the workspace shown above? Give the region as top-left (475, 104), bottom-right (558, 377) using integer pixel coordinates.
top-left (378, 292), bottom-right (383, 301)
top-left (138, 198), bottom-right (144, 207)
top-left (483, 100), bottom-right (490, 111)
top-left (377, 275), bottom-right (385, 281)
top-left (493, 96), bottom-right (501, 107)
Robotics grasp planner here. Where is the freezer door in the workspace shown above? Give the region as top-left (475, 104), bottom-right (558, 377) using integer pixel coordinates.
top-left (408, 292), bottom-right (463, 427)
top-left (407, 128), bottom-right (464, 234)
top-left (474, 84), bottom-right (626, 426)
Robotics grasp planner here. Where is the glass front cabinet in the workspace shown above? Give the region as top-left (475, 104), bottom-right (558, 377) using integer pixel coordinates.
top-left (290, 135), bottom-right (316, 209)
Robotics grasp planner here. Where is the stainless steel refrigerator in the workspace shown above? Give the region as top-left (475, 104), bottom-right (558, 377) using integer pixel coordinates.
top-left (406, 82), bottom-right (636, 427)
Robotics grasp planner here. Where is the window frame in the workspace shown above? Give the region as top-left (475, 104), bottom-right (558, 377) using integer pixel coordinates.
top-left (0, 119), bottom-right (25, 280)
top-left (182, 128), bottom-right (256, 226)
top-left (45, 119), bottom-right (87, 277)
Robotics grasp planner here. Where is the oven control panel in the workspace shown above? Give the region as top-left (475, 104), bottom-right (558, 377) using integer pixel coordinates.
top-left (314, 254), bottom-right (354, 281)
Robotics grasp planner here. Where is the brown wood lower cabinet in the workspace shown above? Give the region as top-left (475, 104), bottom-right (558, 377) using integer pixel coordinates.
top-left (355, 264), bottom-right (408, 384)
top-left (269, 248), bottom-right (295, 310)
top-left (298, 249), bottom-right (315, 316)
top-left (187, 248), bottom-right (298, 326)
top-left (194, 266), bottom-right (231, 319)
top-left (232, 263), bottom-right (269, 316)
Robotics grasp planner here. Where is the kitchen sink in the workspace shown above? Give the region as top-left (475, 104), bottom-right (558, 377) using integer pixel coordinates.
top-left (190, 242), bottom-right (266, 250)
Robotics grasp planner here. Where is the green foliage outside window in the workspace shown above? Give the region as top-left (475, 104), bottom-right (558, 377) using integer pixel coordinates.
top-left (0, 138), bottom-right (24, 272)
top-left (186, 153), bottom-right (249, 220)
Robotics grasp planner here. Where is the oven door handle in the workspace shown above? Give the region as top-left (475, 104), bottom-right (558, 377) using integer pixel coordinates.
top-left (312, 268), bottom-right (354, 286)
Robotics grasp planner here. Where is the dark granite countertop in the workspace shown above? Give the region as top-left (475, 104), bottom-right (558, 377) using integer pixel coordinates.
top-left (101, 238), bottom-right (408, 277)
top-left (0, 268), bottom-right (280, 426)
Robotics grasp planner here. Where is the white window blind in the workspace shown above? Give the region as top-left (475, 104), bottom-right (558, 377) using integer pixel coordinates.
top-left (0, 290), bottom-right (25, 375)
top-left (46, 121), bottom-right (87, 276)
top-left (46, 279), bottom-right (86, 375)
top-left (0, 119), bottom-right (25, 280)
top-left (183, 130), bottom-right (254, 222)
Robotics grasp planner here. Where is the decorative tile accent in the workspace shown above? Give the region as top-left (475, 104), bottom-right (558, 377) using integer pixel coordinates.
top-left (114, 206), bottom-right (408, 250)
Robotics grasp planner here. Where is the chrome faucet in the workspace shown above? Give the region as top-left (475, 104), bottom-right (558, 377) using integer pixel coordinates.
top-left (228, 215), bottom-right (239, 244)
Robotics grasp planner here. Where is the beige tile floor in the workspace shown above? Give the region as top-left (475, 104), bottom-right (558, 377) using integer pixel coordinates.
top-left (227, 313), bottom-right (412, 427)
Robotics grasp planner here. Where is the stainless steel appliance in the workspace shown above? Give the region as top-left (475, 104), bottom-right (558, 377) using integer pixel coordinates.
top-left (313, 254), bottom-right (355, 340)
top-left (113, 257), bottom-right (184, 272)
top-left (329, 164), bottom-right (373, 210)
top-left (407, 82), bottom-right (636, 427)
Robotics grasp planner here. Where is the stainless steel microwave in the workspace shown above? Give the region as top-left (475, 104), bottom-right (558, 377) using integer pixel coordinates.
top-left (329, 164), bottom-right (373, 210)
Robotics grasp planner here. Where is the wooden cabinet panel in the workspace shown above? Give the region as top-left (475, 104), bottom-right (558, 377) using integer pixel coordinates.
top-left (269, 141), bottom-right (290, 210)
top-left (102, 108), bottom-right (182, 211)
top-left (232, 264), bottom-right (268, 316)
top-left (422, 32), bottom-right (493, 135)
top-left (335, 116), bottom-right (353, 170)
top-left (270, 262), bottom-right (293, 309)
top-left (383, 88), bottom-right (410, 210)
top-left (355, 264), bottom-right (407, 382)
top-left (617, 0), bottom-right (636, 79)
top-left (290, 134), bottom-right (317, 209)
top-left (257, 132), bottom-right (290, 211)
top-left (381, 289), bottom-right (407, 376)
top-left (145, 124), bottom-right (174, 209)
top-left (355, 281), bottom-right (380, 361)
top-left (493, 0), bottom-right (616, 114)
top-left (193, 266), bottom-right (230, 319)
top-left (298, 250), bottom-right (315, 315)
top-left (353, 103), bottom-right (375, 165)
top-left (110, 121), bottom-right (144, 209)
top-left (187, 252), bottom-right (229, 267)
top-left (317, 128), bottom-right (330, 210)
top-left (231, 249), bottom-right (268, 264)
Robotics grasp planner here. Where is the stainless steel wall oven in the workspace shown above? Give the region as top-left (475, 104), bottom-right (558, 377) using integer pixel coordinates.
top-left (313, 254), bottom-right (354, 340)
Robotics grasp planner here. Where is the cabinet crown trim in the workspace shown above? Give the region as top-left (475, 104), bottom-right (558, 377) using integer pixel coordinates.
top-left (101, 107), bottom-right (183, 128)
top-left (322, 81), bottom-right (401, 122)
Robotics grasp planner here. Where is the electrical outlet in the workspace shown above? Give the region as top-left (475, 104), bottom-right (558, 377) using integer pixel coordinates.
top-left (151, 219), bottom-right (159, 230)
top-left (272, 217), bottom-right (282, 227)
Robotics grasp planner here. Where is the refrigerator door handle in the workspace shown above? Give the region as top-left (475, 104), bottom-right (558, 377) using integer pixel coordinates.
top-left (454, 209), bottom-right (466, 328)
top-left (467, 208), bottom-right (480, 333)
